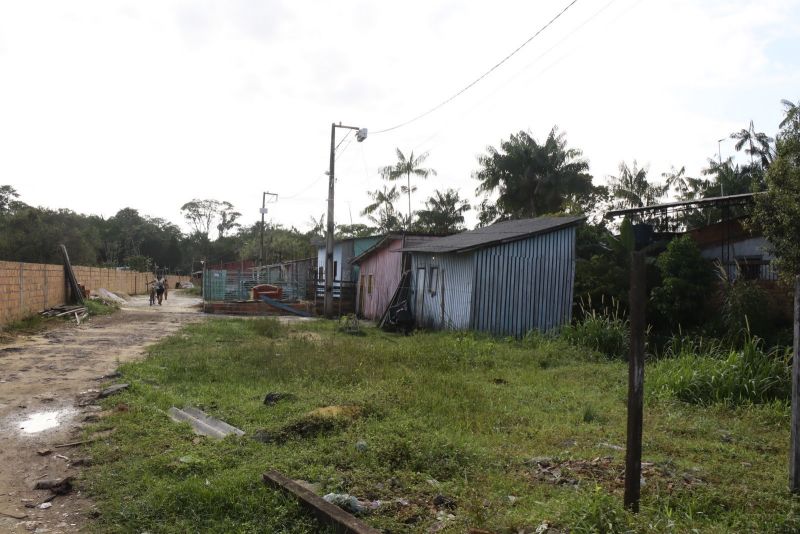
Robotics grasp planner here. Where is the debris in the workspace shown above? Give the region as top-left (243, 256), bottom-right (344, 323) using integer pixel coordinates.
top-left (263, 470), bottom-right (381, 534)
top-left (93, 288), bottom-right (127, 305)
top-left (507, 495), bottom-right (518, 504)
top-left (433, 494), bottom-right (456, 510)
top-left (54, 439), bottom-right (94, 449)
top-left (37, 502), bottom-right (52, 510)
top-left (36, 449), bottom-right (52, 457)
top-left (167, 406), bottom-right (244, 439)
top-left (98, 384), bottom-right (129, 398)
top-left (323, 493), bottom-right (365, 514)
top-left (355, 439), bottom-right (368, 452)
top-left (55, 454), bottom-right (69, 461)
top-left (95, 371), bottom-right (121, 381)
top-left (40, 305), bottom-right (86, 318)
top-left (0, 509), bottom-right (27, 519)
top-left (34, 477), bottom-right (73, 495)
top-left (76, 390), bottom-right (101, 406)
top-left (435, 510), bottom-right (455, 522)
top-left (263, 392), bottom-right (295, 405)
top-left (598, 442), bottom-right (625, 451)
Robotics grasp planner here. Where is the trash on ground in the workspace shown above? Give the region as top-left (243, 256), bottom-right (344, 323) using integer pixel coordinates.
top-left (34, 477), bottom-right (74, 495)
top-left (92, 288), bottom-right (127, 305)
top-left (597, 442), bottom-right (625, 451)
top-left (323, 493), bottom-right (365, 514)
top-left (263, 392), bottom-right (295, 405)
top-left (167, 406), bottom-right (244, 439)
top-left (263, 470), bottom-right (382, 534)
top-left (37, 502), bottom-right (52, 510)
top-left (98, 384), bottom-right (129, 398)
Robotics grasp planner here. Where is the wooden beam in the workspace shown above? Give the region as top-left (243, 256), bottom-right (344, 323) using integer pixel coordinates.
top-left (262, 470), bottom-right (380, 534)
top-left (624, 251), bottom-right (646, 512)
top-left (791, 275), bottom-right (800, 493)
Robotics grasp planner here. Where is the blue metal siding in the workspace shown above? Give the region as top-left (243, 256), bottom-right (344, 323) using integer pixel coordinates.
top-left (409, 252), bottom-right (474, 330)
top-left (473, 226), bottom-right (576, 336)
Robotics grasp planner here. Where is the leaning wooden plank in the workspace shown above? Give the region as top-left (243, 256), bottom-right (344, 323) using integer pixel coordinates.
top-left (262, 470), bottom-right (381, 534)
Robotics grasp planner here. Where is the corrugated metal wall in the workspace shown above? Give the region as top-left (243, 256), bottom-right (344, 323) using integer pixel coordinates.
top-left (409, 252), bottom-right (475, 330)
top-left (472, 226), bottom-right (576, 337)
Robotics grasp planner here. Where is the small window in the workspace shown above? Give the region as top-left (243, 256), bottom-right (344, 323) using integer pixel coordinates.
top-left (429, 266), bottom-right (439, 295)
top-left (368, 274), bottom-right (374, 295)
top-left (737, 255), bottom-right (763, 281)
top-left (318, 266), bottom-right (323, 280)
top-left (334, 261), bottom-right (338, 279)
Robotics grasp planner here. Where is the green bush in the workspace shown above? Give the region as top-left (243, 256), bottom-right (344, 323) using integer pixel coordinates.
top-left (650, 236), bottom-right (715, 331)
top-left (560, 299), bottom-right (630, 359)
top-left (650, 336), bottom-right (791, 405)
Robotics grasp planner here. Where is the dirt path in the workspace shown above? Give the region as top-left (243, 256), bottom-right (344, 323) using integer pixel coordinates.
top-left (0, 291), bottom-right (204, 533)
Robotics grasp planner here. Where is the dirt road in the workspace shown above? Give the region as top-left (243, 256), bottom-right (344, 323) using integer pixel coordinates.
top-left (0, 291), bottom-right (204, 533)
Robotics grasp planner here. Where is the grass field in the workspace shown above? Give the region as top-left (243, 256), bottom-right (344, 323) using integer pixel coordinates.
top-left (82, 318), bottom-right (799, 533)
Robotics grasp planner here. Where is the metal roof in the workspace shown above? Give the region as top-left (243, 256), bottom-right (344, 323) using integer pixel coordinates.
top-left (401, 216), bottom-right (586, 254)
top-left (350, 233), bottom-right (445, 264)
top-left (604, 192), bottom-right (760, 218)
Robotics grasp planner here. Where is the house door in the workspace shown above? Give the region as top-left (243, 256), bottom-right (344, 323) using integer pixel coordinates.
top-left (414, 268), bottom-right (426, 325)
top-left (358, 274), bottom-right (365, 317)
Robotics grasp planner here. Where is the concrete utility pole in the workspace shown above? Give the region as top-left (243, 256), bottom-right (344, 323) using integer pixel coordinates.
top-left (324, 123), bottom-right (368, 318)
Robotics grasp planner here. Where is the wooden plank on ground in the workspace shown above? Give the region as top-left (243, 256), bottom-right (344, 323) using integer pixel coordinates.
top-left (262, 470), bottom-right (380, 534)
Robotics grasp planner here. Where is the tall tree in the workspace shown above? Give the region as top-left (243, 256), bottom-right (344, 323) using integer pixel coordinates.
top-left (180, 199), bottom-right (220, 238)
top-left (0, 185), bottom-right (20, 214)
top-left (473, 127), bottom-right (594, 225)
top-left (361, 185), bottom-right (402, 233)
top-left (731, 120), bottom-right (774, 169)
top-left (414, 189), bottom-right (471, 234)
top-left (608, 161), bottom-right (667, 211)
top-left (752, 100), bottom-right (800, 275)
top-left (380, 149), bottom-right (437, 225)
top-left (216, 201), bottom-right (242, 239)
top-left (779, 99), bottom-right (800, 130)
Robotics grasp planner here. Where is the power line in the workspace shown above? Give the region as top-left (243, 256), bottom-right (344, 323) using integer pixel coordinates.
top-left (411, 0), bottom-right (622, 154)
top-left (372, 0), bottom-right (581, 135)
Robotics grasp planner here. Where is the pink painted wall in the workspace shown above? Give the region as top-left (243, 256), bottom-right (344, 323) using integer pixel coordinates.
top-left (357, 238), bottom-right (404, 320)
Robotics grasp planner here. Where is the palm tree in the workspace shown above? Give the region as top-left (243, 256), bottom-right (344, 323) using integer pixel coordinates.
top-left (662, 166), bottom-right (690, 199)
top-left (608, 161), bottom-right (667, 211)
top-left (361, 185), bottom-right (401, 233)
top-left (380, 149), bottom-right (437, 225)
top-left (415, 189), bottom-right (471, 234)
top-left (730, 120), bottom-right (774, 168)
top-left (779, 99), bottom-right (800, 130)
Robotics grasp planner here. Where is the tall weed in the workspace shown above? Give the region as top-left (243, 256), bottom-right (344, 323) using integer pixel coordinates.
top-left (651, 336), bottom-right (791, 405)
top-left (561, 297), bottom-right (630, 359)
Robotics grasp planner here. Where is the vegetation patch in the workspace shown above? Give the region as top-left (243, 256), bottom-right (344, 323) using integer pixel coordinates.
top-left (81, 319), bottom-right (795, 533)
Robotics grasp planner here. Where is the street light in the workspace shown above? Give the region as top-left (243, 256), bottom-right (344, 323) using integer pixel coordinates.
top-left (324, 123), bottom-right (367, 318)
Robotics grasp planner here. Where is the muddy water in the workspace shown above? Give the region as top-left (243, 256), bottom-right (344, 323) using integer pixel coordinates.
top-left (15, 408), bottom-right (77, 434)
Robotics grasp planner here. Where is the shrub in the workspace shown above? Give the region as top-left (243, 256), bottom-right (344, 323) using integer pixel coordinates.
top-left (561, 299), bottom-right (630, 359)
top-left (716, 263), bottom-right (775, 344)
top-left (650, 336), bottom-right (791, 405)
top-left (650, 236), bottom-right (715, 331)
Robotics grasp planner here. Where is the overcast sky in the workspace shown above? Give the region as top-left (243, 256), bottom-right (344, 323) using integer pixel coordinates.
top-left (1, 0), bottom-right (798, 232)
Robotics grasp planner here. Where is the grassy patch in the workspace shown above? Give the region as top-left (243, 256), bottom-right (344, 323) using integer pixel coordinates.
top-left (86, 300), bottom-right (119, 316)
top-left (82, 319), bottom-right (795, 533)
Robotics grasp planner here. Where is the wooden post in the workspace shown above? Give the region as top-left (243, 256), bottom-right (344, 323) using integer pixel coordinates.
top-left (790, 275), bottom-right (800, 493)
top-left (624, 251), bottom-right (646, 512)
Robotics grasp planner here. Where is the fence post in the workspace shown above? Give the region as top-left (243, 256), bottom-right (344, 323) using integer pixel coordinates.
top-left (791, 275), bottom-right (800, 493)
top-left (624, 251), bottom-right (646, 512)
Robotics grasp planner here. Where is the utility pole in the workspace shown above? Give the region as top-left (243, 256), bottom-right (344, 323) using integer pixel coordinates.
top-left (259, 192), bottom-right (277, 270)
top-left (790, 275), bottom-right (800, 493)
top-left (324, 123), bottom-right (368, 318)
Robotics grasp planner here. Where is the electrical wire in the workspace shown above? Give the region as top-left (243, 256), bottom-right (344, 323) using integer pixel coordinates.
top-left (371, 0), bottom-right (581, 135)
top-left (412, 0), bottom-right (643, 156)
top-left (281, 130), bottom-right (356, 200)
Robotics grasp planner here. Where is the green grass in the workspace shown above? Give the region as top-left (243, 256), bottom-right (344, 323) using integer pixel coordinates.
top-left (81, 319), bottom-right (799, 533)
top-left (86, 299), bottom-right (119, 316)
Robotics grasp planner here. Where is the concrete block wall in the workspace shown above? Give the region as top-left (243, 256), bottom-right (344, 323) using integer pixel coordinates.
top-left (0, 260), bottom-right (190, 328)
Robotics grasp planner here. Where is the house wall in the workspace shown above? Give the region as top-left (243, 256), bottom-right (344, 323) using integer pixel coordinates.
top-left (472, 226), bottom-right (576, 337)
top-left (700, 236), bottom-right (774, 279)
top-left (357, 239), bottom-right (404, 319)
top-left (409, 252), bottom-right (475, 330)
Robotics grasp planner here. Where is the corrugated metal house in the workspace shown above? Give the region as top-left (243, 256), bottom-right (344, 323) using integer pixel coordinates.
top-left (313, 235), bottom-right (383, 284)
top-left (350, 234), bottom-right (441, 320)
top-left (403, 216), bottom-right (584, 337)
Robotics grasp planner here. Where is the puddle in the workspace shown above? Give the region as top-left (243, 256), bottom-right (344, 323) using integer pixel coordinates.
top-left (17, 408), bottom-right (76, 434)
